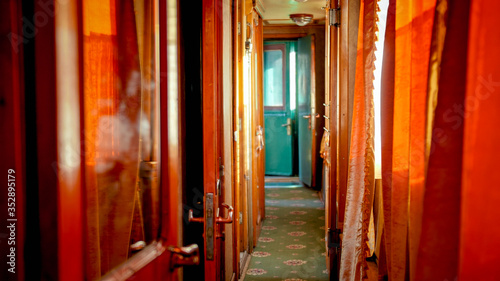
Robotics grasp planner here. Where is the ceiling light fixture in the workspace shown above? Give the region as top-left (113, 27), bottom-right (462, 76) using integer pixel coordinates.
top-left (294, 0), bottom-right (308, 2)
top-left (289, 13), bottom-right (313, 26)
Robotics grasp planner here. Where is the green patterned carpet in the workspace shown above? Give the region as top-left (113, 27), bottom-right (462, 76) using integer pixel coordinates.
top-left (244, 184), bottom-right (328, 281)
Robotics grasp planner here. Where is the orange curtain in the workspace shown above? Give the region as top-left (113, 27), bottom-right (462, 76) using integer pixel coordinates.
top-left (459, 0), bottom-right (500, 279)
top-left (415, 0), bottom-right (469, 279)
top-left (381, 0), bottom-right (436, 279)
top-left (339, 0), bottom-right (376, 279)
top-left (381, 0), bottom-right (500, 279)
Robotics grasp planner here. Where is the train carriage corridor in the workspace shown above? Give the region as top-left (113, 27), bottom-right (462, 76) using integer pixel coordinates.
top-left (3, 0), bottom-right (500, 280)
top-left (243, 179), bottom-right (328, 281)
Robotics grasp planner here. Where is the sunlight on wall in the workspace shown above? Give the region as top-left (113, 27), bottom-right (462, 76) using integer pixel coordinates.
top-left (374, 0), bottom-right (389, 179)
top-left (290, 50), bottom-right (296, 111)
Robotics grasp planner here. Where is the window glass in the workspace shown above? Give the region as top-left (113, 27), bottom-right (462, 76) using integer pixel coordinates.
top-left (82, 0), bottom-right (159, 279)
top-left (264, 49), bottom-right (285, 108)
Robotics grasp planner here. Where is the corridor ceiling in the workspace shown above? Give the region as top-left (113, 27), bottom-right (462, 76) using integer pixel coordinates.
top-left (260, 0), bottom-right (327, 25)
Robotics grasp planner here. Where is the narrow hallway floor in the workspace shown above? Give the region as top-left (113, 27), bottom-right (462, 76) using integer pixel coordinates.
top-left (244, 183), bottom-right (328, 281)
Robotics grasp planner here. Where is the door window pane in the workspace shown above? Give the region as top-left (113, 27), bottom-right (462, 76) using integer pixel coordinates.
top-left (264, 48), bottom-right (285, 109)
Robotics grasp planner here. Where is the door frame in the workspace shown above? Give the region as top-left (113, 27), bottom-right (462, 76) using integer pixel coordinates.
top-left (221, 1), bottom-right (236, 280)
top-left (325, 0), bottom-right (340, 278)
top-left (1, 1), bottom-right (26, 280)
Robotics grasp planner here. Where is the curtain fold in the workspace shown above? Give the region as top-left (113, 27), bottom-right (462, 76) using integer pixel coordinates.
top-left (459, 0), bottom-right (500, 279)
top-left (407, 1), bottom-right (436, 280)
top-left (379, 0), bottom-right (500, 279)
top-left (415, 0), bottom-right (469, 279)
top-left (382, 0), bottom-right (435, 280)
top-left (380, 0), bottom-right (395, 277)
top-left (381, 0), bottom-right (436, 279)
top-left (339, 0), bottom-right (377, 279)
top-left (390, 0), bottom-right (412, 277)
top-left (379, 0), bottom-right (396, 275)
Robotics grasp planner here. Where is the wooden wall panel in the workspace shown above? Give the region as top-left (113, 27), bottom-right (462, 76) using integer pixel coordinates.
top-left (257, 16), bottom-right (265, 239)
top-left (233, 0), bottom-right (250, 277)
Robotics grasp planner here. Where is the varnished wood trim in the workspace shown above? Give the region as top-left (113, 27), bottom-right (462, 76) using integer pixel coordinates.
top-left (232, 0), bottom-right (242, 276)
top-left (222, 1), bottom-right (235, 280)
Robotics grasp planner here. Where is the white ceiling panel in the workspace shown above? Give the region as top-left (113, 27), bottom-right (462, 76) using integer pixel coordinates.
top-left (260, 0), bottom-right (326, 24)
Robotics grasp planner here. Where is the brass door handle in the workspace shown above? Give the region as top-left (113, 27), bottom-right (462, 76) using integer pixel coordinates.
top-left (245, 22), bottom-right (253, 51)
top-left (302, 113), bottom-right (320, 119)
top-left (281, 118), bottom-right (292, 135)
top-left (167, 244), bottom-right (200, 270)
top-left (188, 203), bottom-right (234, 224)
top-left (256, 126), bottom-right (264, 152)
top-left (258, 134), bottom-right (264, 151)
top-left (303, 114), bottom-right (319, 129)
top-left (216, 203), bottom-right (234, 224)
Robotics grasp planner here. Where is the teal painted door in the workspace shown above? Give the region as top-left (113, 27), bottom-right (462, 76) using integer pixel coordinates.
top-left (264, 43), bottom-right (293, 176)
top-left (297, 35), bottom-right (313, 186)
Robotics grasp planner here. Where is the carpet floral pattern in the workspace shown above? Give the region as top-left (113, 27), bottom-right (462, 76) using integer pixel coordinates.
top-left (244, 185), bottom-right (328, 281)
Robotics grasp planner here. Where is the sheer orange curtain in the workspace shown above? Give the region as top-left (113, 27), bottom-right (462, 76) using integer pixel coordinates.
top-left (83, 1), bottom-right (117, 278)
top-left (339, 0), bottom-right (376, 279)
top-left (460, 0), bottom-right (500, 279)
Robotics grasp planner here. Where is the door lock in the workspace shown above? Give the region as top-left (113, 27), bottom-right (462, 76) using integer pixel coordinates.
top-left (188, 195), bottom-right (234, 261)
